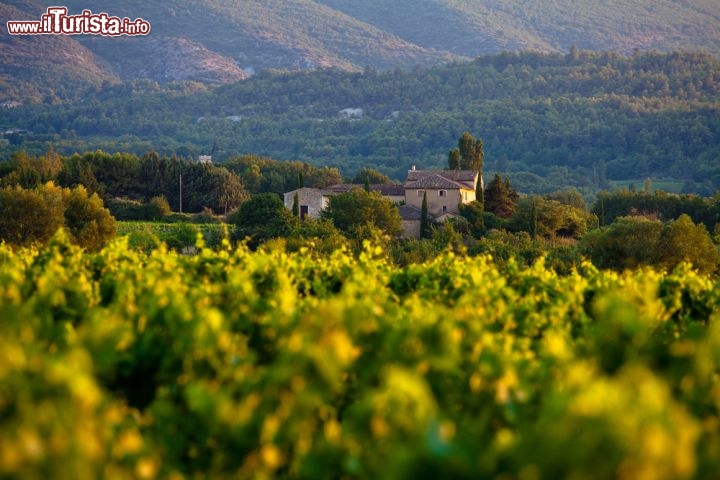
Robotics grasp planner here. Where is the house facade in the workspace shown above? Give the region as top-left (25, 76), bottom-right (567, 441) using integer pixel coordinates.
top-left (399, 168), bottom-right (479, 236)
top-left (283, 167), bottom-right (479, 237)
top-left (283, 187), bottom-right (328, 220)
top-left (403, 169), bottom-right (478, 217)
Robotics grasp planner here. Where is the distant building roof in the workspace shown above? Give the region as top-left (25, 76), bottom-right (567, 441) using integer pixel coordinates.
top-left (284, 187), bottom-right (321, 196)
top-left (406, 174), bottom-right (465, 190)
top-left (323, 184), bottom-right (357, 194)
top-left (371, 184), bottom-right (405, 196)
top-left (399, 204), bottom-right (423, 221)
top-left (406, 169), bottom-right (477, 182)
top-left (405, 169), bottom-right (477, 190)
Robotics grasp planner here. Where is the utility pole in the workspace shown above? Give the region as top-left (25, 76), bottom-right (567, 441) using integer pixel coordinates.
top-left (179, 173), bottom-right (183, 213)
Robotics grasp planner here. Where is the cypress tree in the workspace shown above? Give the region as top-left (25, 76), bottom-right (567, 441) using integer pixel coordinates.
top-left (420, 191), bottom-right (429, 239)
top-left (292, 192), bottom-right (299, 218)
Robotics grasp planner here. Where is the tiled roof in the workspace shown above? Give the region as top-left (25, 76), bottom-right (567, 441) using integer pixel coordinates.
top-left (405, 174), bottom-right (465, 190)
top-left (372, 184), bottom-right (405, 196)
top-left (406, 169), bottom-right (477, 182)
top-left (323, 184), bottom-right (358, 193)
top-left (399, 204), bottom-right (423, 221)
top-left (405, 169), bottom-right (477, 190)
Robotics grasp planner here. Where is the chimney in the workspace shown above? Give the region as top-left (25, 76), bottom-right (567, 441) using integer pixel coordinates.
top-left (411, 165), bottom-right (416, 171)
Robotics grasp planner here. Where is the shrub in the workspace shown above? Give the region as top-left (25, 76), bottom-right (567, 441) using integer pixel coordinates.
top-left (0, 182), bottom-right (115, 250)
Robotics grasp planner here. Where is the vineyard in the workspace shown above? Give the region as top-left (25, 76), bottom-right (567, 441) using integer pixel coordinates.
top-left (116, 222), bottom-right (234, 251)
top-left (1, 232), bottom-right (719, 479)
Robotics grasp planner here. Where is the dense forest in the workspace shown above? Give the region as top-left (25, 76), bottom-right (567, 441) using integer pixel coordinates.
top-left (0, 149), bottom-right (348, 215)
top-left (1, 51), bottom-right (718, 195)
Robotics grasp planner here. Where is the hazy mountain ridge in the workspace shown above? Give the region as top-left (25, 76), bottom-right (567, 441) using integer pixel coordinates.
top-left (318, 0), bottom-right (720, 55)
top-left (0, 2), bottom-right (119, 103)
top-left (79, 36), bottom-right (249, 84)
top-left (2, 0), bottom-right (720, 104)
top-left (60, 0), bottom-right (458, 73)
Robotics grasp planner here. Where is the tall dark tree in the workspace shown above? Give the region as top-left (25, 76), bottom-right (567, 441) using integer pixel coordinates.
top-left (484, 174), bottom-right (518, 218)
top-left (449, 132), bottom-right (485, 213)
top-left (292, 192), bottom-right (299, 218)
top-left (420, 191), bottom-right (430, 239)
top-left (458, 132), bottom-right (484, 172)
top-left (448, 132), bottom-right (484, 172)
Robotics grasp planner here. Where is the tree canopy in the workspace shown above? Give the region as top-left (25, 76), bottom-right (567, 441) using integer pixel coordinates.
top-left (509, 196), bottom-right (596, 240)
top-left (351, 167), bottom-right (393, 185)
top-left (579, 214), bottom-right (719, 274)
top-left (0, 150), bottom-right (249, 215)
top-left (321, 189), bottom-right (402, 238)
top-left (448, 132), bottom-right (484, 173)
top-left (0, 182), bottom-right (116, 250)
top-left (484, 174), bottom-right (519, 218)
top-left (229, 193), bottom-right (297, 248)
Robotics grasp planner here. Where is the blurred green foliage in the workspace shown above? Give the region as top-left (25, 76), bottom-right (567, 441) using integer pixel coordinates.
top-left (1, 234), bottom-right (720, 478)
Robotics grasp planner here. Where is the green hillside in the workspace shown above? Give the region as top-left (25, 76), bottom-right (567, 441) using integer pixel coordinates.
top-left (2, 51), bottom-right (718, 195)
top-left (317, 0), bottom-right (720, 56)
top-left (439, 0), bottom-right (720, 54)
top-left (62, 0), bottom-right (458, 72)
top-left (66, 0), bottom-right (720, 65)
top-left (3, 0), bottom-right (720, 105)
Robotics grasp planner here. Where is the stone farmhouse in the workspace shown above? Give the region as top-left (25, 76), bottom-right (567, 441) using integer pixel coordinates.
top-left (283, 167), bottom-right (480, 237)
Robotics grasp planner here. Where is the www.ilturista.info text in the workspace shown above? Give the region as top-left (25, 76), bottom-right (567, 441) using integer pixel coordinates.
top-left (6, 7), bottom-right (150, 36)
